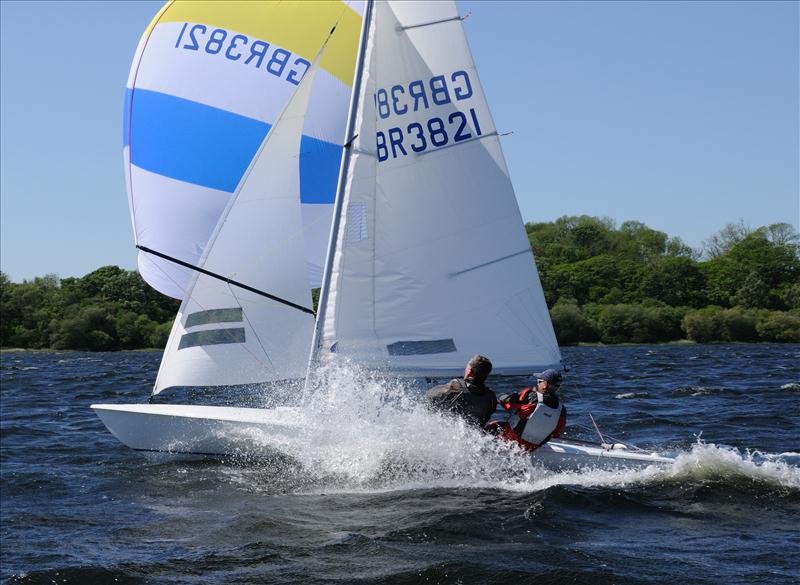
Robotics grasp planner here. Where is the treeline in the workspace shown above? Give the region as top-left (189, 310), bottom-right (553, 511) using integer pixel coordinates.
top-left (528, 217), bottom-right (800, 344)
top-left (0, 266), bottom-right (178, 350)
top-left (1, 218), bottom-right (798, 350)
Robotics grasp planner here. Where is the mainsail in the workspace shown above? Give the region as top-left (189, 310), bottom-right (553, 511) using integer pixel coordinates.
top-left (124, 1), bottom-right (365, 299)
top-left (315, 1), bottom-right (561, 375)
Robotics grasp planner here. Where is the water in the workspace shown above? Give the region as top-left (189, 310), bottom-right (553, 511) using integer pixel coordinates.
top-left (2, 344), bottom-right (799, 584)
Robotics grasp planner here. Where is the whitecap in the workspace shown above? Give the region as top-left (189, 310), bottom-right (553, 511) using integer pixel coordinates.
top-left (615, 392), bottom-right (650, 399)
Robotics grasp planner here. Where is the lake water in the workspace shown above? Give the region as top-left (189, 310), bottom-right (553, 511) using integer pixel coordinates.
top-left (1, 344), bottom-right (799, 584)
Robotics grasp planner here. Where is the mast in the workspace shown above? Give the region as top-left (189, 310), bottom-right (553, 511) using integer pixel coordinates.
top-left (306, 0), bottom-right (374, 380)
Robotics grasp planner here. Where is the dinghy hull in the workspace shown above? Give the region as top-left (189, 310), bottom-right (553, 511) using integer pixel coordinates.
top-left (92, 404), bottom-right (674, 469)
top-left (532, 439), bottom-right (675, 470)
top-left (91, 404), bottom-right (305, 457)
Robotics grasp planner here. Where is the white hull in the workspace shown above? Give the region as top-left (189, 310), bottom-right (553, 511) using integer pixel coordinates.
top-left (531, 438), bottom-right (675, 470)
top-left (92, 404), bottom-right (675, 470)
top-left (91, 404), bottom-right (306, 458)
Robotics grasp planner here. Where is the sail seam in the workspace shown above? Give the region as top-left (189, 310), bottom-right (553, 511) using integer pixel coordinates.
top-left (448, 248), bottom-right (532, 278)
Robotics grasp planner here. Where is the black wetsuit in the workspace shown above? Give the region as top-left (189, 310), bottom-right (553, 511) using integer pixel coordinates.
top-left (425, 378), bottom-right (498, 427)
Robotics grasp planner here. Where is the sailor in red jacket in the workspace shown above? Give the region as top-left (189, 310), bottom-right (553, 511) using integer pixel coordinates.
top-left (496, 369), bottom-right (567, 451)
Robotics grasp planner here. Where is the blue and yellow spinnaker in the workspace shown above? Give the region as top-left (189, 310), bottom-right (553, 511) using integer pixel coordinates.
top-left (124, 0), bottom-right (364, 298)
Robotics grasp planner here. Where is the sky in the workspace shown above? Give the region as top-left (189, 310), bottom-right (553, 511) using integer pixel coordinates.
top-left (1, 0), bottom-right (797, 282)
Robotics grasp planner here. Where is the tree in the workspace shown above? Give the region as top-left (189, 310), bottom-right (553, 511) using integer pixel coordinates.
top-left (639, 256), bottom-right (707, 307)
top-left (702, 219), bottom-right (752, 259)
top-left (550, 300), bottom-right (598, 345)
top-left (50, 306), bottom-right (118, 351)
top-left (756, 312), bottom-right (800, 342)
top-left (619, 221), bottom-right (668, 262)
top-left (731, 271), bottom-right (770, 309)
top-left (703, 231), bottom-right (800, 308)
top-left (763, 222), bottom-right (800, 248)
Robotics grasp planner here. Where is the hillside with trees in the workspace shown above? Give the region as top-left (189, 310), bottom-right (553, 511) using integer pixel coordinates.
top-left (1, 219), bottom-right (798, 350)
top-left (0, 266), bottom-right (178, 351)
top-left (529, 218), bottom-right (799, 344)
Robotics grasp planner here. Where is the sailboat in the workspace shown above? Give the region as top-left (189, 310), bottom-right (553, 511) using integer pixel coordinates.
top-left (93, 0), bottom-right (674, 470)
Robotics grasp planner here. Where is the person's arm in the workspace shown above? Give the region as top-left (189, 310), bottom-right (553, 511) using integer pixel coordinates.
top-left (425, 379), bottom-right (462, 404)
top-left (498, 392), bottom-right (523, 410)
top-left (425, 383), bottom-right (451, 404)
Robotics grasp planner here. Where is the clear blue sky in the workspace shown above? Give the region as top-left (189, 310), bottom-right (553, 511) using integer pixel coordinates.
top-left (1, 0), bottom-right (797, 282)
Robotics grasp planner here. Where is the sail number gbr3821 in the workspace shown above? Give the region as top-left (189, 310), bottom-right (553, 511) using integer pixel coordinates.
top-left (375, 70), bottom-right (485, 162)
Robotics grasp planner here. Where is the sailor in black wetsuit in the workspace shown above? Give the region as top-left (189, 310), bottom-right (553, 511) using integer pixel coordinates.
top-left (425, 354), bottom-right (498, 427)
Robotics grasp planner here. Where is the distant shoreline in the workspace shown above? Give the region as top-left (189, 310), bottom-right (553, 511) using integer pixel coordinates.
top-left (6, 340), bottom-right (800, 355)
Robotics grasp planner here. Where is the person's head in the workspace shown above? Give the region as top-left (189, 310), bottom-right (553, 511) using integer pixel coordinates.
top-left (464, 354), bottom-right (492, 385)
top-left (534, 369), bottom-right (563, 395)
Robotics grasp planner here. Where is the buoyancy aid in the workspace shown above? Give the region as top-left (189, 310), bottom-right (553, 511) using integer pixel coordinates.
top-left (504, 388), bottom-right (563, 449)
top-left (440, 378), bottom-right (497, 427)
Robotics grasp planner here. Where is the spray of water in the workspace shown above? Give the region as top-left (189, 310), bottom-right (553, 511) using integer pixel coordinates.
top-left (284, 361), bottom-right (539, 491)
top-left (211, 362), bottom-right (800, 494)
top-left (666, 441), bottom-right (800, 488)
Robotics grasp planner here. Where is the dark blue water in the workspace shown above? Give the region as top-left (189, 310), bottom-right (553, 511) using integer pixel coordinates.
top-left (2, 344), bottom-right (799, 584)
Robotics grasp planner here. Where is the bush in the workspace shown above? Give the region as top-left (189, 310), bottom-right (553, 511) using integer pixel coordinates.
top-left (721, 308), bottom-right (760, 341)
top-left (550, 301), bottom-right (598, 345)
top-left (682, 307), bottom-right (724, 343)
top-left (595, 304), bottom-right (683, 344)
top-left (149, 321), bottom-right (173, 349)
top-left (51, 307), bottom-right (118, 350)
top-left (756, 311), bottom-right (800, 342)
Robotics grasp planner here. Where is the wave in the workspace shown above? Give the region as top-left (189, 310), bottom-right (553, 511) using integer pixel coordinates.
top-left (671, 386), bottom-right (731, 397)
top-left (665, 442), bottom-right (800, 488)
top-left (615, 391), bottom-right (650, 399)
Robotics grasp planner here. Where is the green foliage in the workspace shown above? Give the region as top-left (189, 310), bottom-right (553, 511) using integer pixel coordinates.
top-left (681, 308), bottom-right (724, 343)
top-left (311, 288), bottom-right (320, 313)
top-left (3, 216), bottom-right (798, 349)
top-left (50, 306), bottom-right (118, 351)
top-left (549, 300), bottom-right (598, 345)
top-left (756, 311), bottom-right (800, 342)
top-left (703, 231), bottom-right (800, 309)
top-left (680, 307), bottom-right (793, 342)
top-left (638, 256), bottom-right (706, 307)
top-left (594, 304), bottom-right (684, 344)
top-left (1, 268), bottom-right (178, 350)
top-left (528, 216), bottom-right (799, 344)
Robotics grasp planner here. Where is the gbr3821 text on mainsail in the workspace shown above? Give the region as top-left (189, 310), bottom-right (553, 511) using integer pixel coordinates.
top-left (375, 70), bottom-right (485, 160)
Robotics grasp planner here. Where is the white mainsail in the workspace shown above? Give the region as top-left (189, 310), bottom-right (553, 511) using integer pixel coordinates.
top-left (316, 0), bottom-right (561, 376)
top-left (152, 53), bottom-right (324, 394)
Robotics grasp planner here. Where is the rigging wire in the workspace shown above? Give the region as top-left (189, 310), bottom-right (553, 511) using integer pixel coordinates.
top-left (563, 359), bottom-right (610, 449)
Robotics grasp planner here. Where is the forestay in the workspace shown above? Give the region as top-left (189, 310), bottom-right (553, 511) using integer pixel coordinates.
top-left (153, 50), bottom-right (324, 394)
top-left (124, 1), bottom-right (364, 298)
top-left (317, 0), bottom-right (561, 375)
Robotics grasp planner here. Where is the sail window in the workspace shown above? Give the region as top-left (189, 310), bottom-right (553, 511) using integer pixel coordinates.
top-left (178, 328), bottom-right (246, 350)
top-left (185, 308), bottom-right (243, 328)
top-left (386, 339), bottom-right (457, 356)
top-left (345, 202), bottom-right (368, 242)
